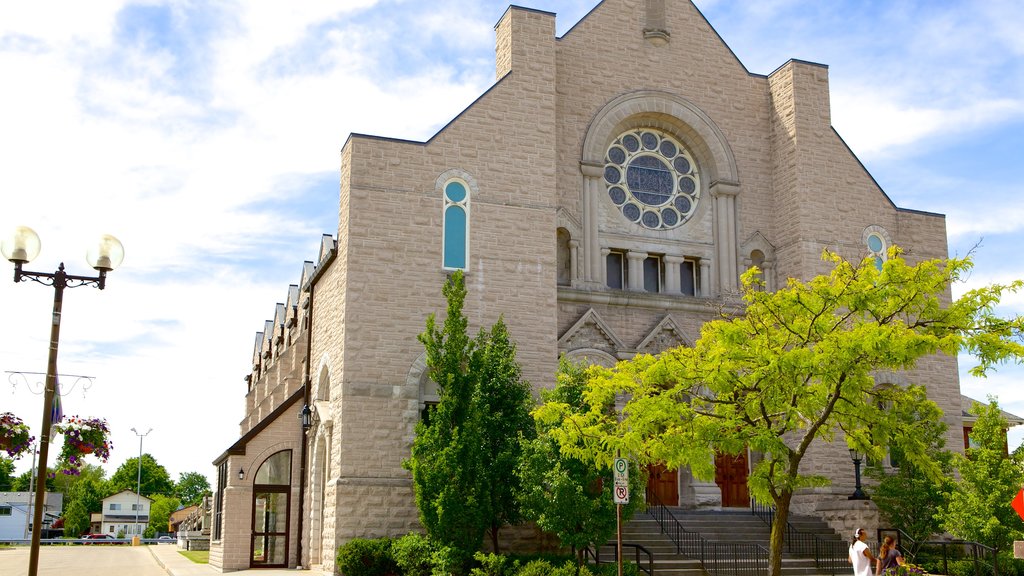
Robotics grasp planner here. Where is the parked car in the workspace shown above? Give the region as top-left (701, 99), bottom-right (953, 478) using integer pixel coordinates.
top-left (82, 533), bottom-right (118, 544)
top-left (157, 535), bottom-right (174, 543)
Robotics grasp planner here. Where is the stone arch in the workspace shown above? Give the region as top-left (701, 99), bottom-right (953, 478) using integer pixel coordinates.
top-left (578, 90), bottom-right (741, 293)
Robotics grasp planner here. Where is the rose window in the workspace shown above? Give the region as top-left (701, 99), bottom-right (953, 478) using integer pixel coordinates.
top-left (604, 129), bottom-right (700, 230)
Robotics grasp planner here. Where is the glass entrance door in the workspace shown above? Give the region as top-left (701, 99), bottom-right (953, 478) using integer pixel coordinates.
top-left (251, 489), bottom-right (289, 567)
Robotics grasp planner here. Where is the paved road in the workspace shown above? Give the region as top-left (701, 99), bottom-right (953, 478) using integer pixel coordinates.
top-left (0, 544), bottom-right (320, 576)
top-left (0, 545), bottom-right (167, 576)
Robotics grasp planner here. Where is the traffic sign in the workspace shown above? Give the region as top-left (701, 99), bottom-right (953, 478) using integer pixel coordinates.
top-left (614, 484), bottom-right (629, 504)
top-left (1012, 488), bottom-right (1024, 522)
top-left (613, 458), bottom-right (629, 504)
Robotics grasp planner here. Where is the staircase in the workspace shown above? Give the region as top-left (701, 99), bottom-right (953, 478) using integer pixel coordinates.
top-left (593, 508), bottom-right (846, 576)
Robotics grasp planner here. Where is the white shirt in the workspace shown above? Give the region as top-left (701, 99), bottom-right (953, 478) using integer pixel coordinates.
top-left (850, 541), bottom-right (871, 576)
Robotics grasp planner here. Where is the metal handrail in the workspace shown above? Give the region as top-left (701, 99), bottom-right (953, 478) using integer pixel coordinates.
top-left (750, 498), bottom-right (851, 575)
top-left (646, 489), bottom-right (768, 576)
top-left (878, 527), bottom-right (999, 576)
top-left (586, 542), bottom-right (655, 576)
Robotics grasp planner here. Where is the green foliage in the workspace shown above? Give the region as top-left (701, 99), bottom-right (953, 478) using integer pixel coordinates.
top-left (473, 317), bottom-right (537, 550)
top-left (11, 467), bottom-right (55, 492)
top-left (471, 552), bottom-right (520, 576)
top-left (148, 494), bottom-right (181, 534)
top-left (391, 533), bottom-right (437, 576)
top-left (335, 537), bottom-right (397, 576)
top-left (174, 471), bottom-right (211, 506)
top-left (866, 417), bottom-right (954, 554)
top-left (520, 358), bottom-right (645, 557)
top-left (61, 474), bottom-right (106, 537)
top-left (108, 453), bottom-right (174, 496)
top-left (0, 457), bottom-right (14, 491)
top-left (939, 398), bottom-right (1024, 552)
top-left (406, 270), bottom-right (536, 557)
top-left (534, 250), bottom-right (1024, 576)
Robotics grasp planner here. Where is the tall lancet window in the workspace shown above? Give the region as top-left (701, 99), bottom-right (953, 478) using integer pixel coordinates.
top-left (443, 179), bottom-right (469, 270)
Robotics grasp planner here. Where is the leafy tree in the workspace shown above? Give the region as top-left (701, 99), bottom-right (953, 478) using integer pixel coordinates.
top-left (148, 494), bottom-right (181, 535)
top-left (0, 458), bottom-right (14, 491)
top-left (62, 474), bottom-right (106, 537)
top-left (536, 250), bottom-right (1024, 576)
top-left (523, 358), bottom-right (645, 562)
top-left (866, 416), bottom-right (954, 557)
top-left (405, 270), bottom-right (487, 564)
top-left (108, 454), bottom-right (174, 496)
top-left (473, 317), bottom-right (537, 552)
top-left (174, 471), bottom-right (211, 506)
top-left (939, 398), bottom-right (1024, 553)
top-left (11, 467), bottom-right (55, 492)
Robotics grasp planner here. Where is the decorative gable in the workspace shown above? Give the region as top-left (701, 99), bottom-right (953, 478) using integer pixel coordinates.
top-left (636, 315), bottom-right (689, 355)
top-left (558, 308), bottom-right (624, 356)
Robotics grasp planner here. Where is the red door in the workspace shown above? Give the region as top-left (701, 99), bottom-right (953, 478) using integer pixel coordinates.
top-left (646, 463), bottom-right (678, 506)
top-left (715, 452), bottom-right (750, 508)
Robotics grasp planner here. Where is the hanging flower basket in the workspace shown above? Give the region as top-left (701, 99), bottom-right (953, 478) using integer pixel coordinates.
top-left (0, 412), bottom-right (34, 459)
top-left (54, 416), bottom-right (112, 475)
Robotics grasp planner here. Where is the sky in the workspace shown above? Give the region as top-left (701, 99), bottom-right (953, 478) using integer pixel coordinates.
top-left (1, 0), bottom-right (1023, 488)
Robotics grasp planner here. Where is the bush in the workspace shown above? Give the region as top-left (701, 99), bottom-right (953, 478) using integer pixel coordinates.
top-left (517, 559), bottom-right (556, 576)
top-left (471, 552), bottom-right (520, 576)
top-left (594, 562), bottom-right (638, 576)
top-left (392, 534), bottom-right (436, 576)
top-left (336, 537), bottom-right (397, 576)
top-left (431, 544), bottom-right (473, 576)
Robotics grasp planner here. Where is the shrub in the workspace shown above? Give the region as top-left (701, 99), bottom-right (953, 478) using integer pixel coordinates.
top-left (517, 559), bottom-right (555, 576)
top-left (471, 552), bottom-right (520, 576)
top-left (430, 544), bottom-right (472, 576)
top-left (393, 533), bottom-right (436, 576)
top-left (336, 537), bottom-right (397, 576)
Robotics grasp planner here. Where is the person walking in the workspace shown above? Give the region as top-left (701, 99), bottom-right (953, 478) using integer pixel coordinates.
top-left (877, 535), bottom-right (905, 575)
top-left (849, 528), bottom-right (877, 576)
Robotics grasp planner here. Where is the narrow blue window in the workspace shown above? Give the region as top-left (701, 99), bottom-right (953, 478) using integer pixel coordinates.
top-left (443, 181), bottom-right (469, 270)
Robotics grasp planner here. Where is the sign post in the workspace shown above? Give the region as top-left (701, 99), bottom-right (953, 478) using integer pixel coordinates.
top-left (613, 458), bottom-right (629, 576)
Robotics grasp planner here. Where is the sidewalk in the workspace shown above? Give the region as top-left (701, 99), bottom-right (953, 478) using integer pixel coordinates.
top-left (147, 544), bottom-right (319, 576)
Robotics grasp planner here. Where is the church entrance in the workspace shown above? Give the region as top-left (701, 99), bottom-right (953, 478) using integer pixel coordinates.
top-left (714, 451), bottom-right (750, 508)
top-left (646, 463), bottom-right (678, 506)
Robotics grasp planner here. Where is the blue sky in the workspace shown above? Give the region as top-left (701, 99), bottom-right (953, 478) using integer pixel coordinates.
top-left (1, 0), bottom-right (1022, 486)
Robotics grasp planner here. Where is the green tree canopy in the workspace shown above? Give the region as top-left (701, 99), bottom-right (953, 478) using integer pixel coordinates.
top-left (0, 458), bottom-right (14, 491)
top-left (108, 454), bottom-right (174, 497)
top-left (62, 474), bottom-right (106, 537)
top-left (174, 471), bottom-right (211, 507)
top-left (519, 358), bottom-right (645, 561)
top-left (940, 398), bottom-right (1024, 553)
top-left (536, 250), bottom-right (1024, 576)
top-left (148, 494), bottom-right (182, 536)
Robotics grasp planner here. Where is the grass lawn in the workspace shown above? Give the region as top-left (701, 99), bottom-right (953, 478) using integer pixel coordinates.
top-left (179, 549), bottom-right (209, 563)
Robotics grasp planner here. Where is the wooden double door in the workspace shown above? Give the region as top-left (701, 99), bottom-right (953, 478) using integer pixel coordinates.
top-left (715, 451), bottom-right (750, 508)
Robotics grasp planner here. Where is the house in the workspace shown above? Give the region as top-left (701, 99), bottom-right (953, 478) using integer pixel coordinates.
top-left (99, 490), bottom-right (152, 537)
top-left (169, 504), bottom-right (199, 533)
top-left (0, 491), bottom-right (61, 541)
top-left (212, 0), bottom-right (969, 572)
top-left (961, 395), bottom-right (1024, 453)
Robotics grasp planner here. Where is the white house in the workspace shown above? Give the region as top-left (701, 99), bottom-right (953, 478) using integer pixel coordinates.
top-left (99, 490), bottom-right (152, 536)
top-left (0, 491), bottom-right (62, 541)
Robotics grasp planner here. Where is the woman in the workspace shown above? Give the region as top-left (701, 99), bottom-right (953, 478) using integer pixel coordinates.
top-left (876, 535), bottom-right (905, 575)
top-left (849, 528), bottom-right (876, 576)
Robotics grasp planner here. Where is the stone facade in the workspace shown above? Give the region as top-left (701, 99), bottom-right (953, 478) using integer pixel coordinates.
top-left (211, 0), bottom-right (965, 573)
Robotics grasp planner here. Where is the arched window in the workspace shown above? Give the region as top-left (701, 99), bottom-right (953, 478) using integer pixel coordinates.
top-left (443, 180), bottom-right (469, 270)
top-left (863, 226), bottom-right (891, 272)
top-left (251, 450), bottom-right (292, 568)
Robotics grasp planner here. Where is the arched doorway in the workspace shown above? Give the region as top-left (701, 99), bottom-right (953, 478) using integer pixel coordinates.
top-left (251, 450), bottom-right (292, 568)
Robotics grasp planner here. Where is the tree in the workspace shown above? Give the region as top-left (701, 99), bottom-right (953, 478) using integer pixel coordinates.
top-left (939, 398), bottom-right (1024, 553)
top-left (109, 454), bottom-right (174, 496)
top-left (866, 416), bottom-right (954, 558)
top-left (0, 458), bottom-right (14, 491)
top-left (404, 271), bottom-right (538, 561)
top-left (473, 317), bottom-right (537, 552)
top-left (405, 270), bottom-right (488, 563)
top-left (62, 474), bottom-right (106, 537)
top-left (522, 358), bottom-right (645, 562)
top-left (11, 467), bottom-right (55, 493)
top-left (148, 494), bottom-right (181, 536)
top-left (174, 472), bottom-right (211, 507)
top-left (536, 250), bottom-right (1024, 576)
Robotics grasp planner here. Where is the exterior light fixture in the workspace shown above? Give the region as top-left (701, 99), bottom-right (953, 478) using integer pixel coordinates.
top-left (238, 468), bottom-right (245, 480)
top-left (848, 448), bottom-right (869, 500)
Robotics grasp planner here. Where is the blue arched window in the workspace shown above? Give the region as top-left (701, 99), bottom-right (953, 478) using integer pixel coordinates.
top-left (443, 180), bottom-right (469, 270)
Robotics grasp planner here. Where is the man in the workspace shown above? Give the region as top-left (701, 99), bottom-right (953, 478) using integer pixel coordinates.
top-left (849, 528), bottom-right (876, 576)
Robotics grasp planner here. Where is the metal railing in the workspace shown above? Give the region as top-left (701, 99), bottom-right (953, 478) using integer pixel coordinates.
top-left (879, 528), bottom-right (999, 576)
top-left (646, 490), bottom-right (768, 576)
top-left (750, 498), bottom-right (852, 576)
top-left (585, 542), bottom-right (655, 576)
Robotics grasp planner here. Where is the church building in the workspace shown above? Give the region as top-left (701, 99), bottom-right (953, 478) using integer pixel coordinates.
top-left (209, 0), bottom-right (965, 572)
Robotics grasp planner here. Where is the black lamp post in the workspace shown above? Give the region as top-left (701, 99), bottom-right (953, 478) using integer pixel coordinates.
top-left (2, 226), bottom-right (124, 576)
top-left (848, 448), bottom-right (870, 500)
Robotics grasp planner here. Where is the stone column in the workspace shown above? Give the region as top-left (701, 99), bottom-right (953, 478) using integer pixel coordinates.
top-left (580, 162), bottom-right (605, 285)
top-left (699, 259), bottom-right (712, 298)
top-left (711, 181), bottom-right (740, 293)
top-left (664, 255), bottom-right (684, 293)
top-left (569, 239), bottom-right (580, 287)
top-left (627, 251), bottom-right (647, 292)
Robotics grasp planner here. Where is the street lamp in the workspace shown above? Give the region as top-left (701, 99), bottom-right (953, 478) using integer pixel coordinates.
top-left (2, 226), bottom-right (124, 576)
top-left (848, 448), bottom-right (870, 500)
top-left (131, 427), bottom-right (152, 537)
